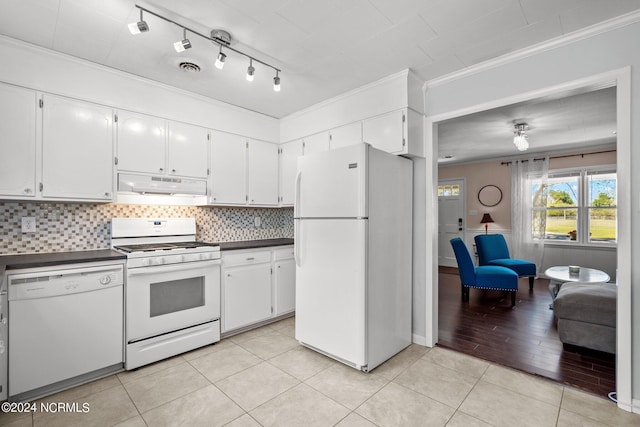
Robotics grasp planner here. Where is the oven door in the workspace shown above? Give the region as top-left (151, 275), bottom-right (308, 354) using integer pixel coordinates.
top-left (126, 259), bottom-right (220, 342)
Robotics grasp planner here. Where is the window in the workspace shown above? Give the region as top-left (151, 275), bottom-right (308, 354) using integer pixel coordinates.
top-left (537, 167), bottom-right (616, 244)
top-left (438, 184), bottom-right (459, 197)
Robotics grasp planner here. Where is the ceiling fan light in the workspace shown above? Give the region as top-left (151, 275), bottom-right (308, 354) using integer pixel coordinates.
top-left (215, 51), bottom-right (226, 70)
top-left (513, 123), bottom-right (529, 151)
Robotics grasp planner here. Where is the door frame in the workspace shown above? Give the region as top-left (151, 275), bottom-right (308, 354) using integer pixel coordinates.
top-left (424, 67), bottom-right (632, 410)
top-left (437, 177), bottom-right (466, 267)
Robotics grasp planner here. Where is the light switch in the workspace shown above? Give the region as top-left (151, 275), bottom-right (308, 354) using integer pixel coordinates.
top-left (469, 210), bottom-right (478, 216)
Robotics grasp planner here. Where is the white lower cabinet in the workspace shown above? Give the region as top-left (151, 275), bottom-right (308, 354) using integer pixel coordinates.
top-left (221, 245), bottom-right (295, 333)
top-left (274, 249), bottom-right (295, 316)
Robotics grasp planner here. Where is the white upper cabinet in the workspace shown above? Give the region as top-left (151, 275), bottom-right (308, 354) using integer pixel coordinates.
top-left (279, 139), bottom-right (304, 206)
top-left (168, 121), bottom-right (209, 179)
top-left (329, 122), bottom-right (362, 150)
top-left (210, 130), bottom-right (247, 205)
top-left (303, 132), bottom-right (330, 155)
top-left (0, 83), bottom-right (37, 198)
top-left (117, 111), bottom-right (209, 179)
top-left (117, 111), bottom-right (166, 175)
top-left (248, 139), bottom-right (279, 206)
top-left (41, 94), bottom-right (114, 200)
top-left (362, 110), bottom-right (406, 154)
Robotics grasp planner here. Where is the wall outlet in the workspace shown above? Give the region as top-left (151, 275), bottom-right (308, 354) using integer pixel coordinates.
top-left (21, 217), bottom-right (36, 233)
top-left (254, 216), bottom-right (261, 228)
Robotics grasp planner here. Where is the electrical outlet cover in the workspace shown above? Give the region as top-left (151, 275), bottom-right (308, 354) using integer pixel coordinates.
top-left (254, 216), bottom-right (261, 227)
top-left (21, 217), bottom-right (36, 233)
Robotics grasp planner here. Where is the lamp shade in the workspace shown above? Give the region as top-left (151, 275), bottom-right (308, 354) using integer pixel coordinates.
top-left (480, 213), bottom-right (494, 224)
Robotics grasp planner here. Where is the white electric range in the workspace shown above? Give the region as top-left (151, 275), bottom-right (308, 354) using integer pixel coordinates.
top-left (111, 218), bottom-right (221, 370)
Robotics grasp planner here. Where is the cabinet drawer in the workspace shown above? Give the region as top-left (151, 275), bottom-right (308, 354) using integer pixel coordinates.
top-left (223, 250), bottom-right (271, 267)
top-left (273, 246), bottom-right (295, 261)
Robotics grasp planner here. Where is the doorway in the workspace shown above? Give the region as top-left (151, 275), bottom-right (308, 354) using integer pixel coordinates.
top-left (425, 69), bottom-right (632, 406)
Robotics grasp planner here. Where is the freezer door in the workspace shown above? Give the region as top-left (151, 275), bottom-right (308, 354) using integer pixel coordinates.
top-left (295, 219), bottom-right (366, 368)
top-left (295, 144), bottom-right (367, 218)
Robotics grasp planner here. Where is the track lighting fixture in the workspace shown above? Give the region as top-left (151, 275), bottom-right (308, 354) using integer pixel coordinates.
top-left (129, 4), bottom-right (282, 91)
top-left (513, 123), bottom-right (529, 151)
top-left (273, 71), bottom-right (281, 92)
top-left (173, 28), bottom-right (191, 52)
top-left (215, 46), bottom-right (226, 70)
top-left (246, 60), bottom-right (255, 81)
top-left (128, 9), bottom-right (149, 34)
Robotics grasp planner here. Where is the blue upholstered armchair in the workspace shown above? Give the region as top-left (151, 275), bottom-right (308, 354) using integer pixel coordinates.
top-left (450, 238), bottom-right (519, 307)
top-left (474, 234), bottom-right (537, 291)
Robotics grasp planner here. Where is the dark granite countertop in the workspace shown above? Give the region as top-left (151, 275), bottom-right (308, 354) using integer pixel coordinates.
top-left (0, 250), bottom-right (126, 270)
top-left (218, 238), bottom-right (294, 251)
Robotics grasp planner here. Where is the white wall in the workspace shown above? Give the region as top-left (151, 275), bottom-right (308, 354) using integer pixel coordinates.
top-left (0, 35), bottom-right (279, 142)
top-left (423, 19), bottom-right (639, 410)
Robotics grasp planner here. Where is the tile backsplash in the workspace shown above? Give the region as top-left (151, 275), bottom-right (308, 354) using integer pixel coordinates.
top-left (0, 202), bottom-right (294, 255)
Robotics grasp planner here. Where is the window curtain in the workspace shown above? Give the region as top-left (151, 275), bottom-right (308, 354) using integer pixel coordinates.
top-left (510, 158), bottom-right (549, 271)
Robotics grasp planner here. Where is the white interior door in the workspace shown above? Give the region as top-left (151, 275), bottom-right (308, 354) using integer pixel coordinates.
top-left (438, 179), bottom-right (465, 267)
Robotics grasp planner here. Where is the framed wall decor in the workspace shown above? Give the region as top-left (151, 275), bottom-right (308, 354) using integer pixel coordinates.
top-left (478, 184), bottom-right (502, 207)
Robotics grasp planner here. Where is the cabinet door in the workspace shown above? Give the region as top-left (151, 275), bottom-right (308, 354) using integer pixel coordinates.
top-left (329, 122), bottom-right (362, 150)
top-left (168, 121), bottom-right (209, 179)
top-left (223, 263), bottom-right (272, 332)
top-left (42, 95), bottom-right (113, 200)
top-left (303, 132), bottom-right (329, 156)
top-left (274, 259), bottom-right (295, 316)
top-left (362, 110), bottom-right (406, 154)
top-left (210, 130), bottom-right (246, 204)
top-left (117, 111), bottom-right (166, 174)
top-left (0, 84), bottom-right (37, 197)
top-left (248, 139), bottom-right (279, 206)
top-left (279, 139), bottom-right (303, 205)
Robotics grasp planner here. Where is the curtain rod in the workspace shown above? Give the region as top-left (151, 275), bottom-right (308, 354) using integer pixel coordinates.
top-left (500, 149), bottom-right (616, 166)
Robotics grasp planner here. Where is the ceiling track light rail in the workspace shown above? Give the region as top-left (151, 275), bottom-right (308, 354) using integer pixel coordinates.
top-left (130, 4), bottom-right (281, 90)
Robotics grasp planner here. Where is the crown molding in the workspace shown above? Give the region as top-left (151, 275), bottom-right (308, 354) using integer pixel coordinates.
top-left (280, 68), bottom-right (411, 122)
top-left (425, 10), bottom-right (640, 90)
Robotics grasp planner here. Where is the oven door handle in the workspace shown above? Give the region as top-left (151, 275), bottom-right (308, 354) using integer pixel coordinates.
top-left (127, 260), bottom-right (220, 276)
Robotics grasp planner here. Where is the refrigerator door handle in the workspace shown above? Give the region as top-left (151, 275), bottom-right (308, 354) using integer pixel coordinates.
top-left (294, 220), bottom-right (301, 267)
top-left (294, 170), bottom-right (302, 217)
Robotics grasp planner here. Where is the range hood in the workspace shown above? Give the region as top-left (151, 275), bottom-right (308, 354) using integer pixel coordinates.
top-left (118, 173), bottom-right (207, 196)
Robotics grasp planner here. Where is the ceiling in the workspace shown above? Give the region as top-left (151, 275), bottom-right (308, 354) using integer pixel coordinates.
top-left (1, 0), bottom-right (639, 119)
top-left (437, 85), bottom-right (618, 165)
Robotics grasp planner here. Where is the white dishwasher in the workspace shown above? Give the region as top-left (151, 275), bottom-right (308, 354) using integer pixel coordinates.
top-left (8, 261), bottom-right (124, 401)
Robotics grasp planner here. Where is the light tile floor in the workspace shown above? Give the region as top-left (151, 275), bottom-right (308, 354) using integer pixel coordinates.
top-left (2, 317), bottom-right (639, 427)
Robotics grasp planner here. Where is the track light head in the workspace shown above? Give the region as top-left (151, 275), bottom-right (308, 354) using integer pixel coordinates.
top-left (215, 47), bottom-right (226, 70)
top-left (174, 29), bottom-right (191, 52)
top-left (129, 10), bottom-right (149, 35)
top-left (273, 72), bottom-right (281, 92)
top-left (246, 61), bottom-right (255, 82)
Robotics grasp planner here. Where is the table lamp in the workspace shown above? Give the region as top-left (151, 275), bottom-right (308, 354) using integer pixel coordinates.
top-left (480, 213), bottom-right (494, 234)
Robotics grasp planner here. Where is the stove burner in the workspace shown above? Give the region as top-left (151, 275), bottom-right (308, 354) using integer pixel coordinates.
top-left (115, 242), bottom-right (219, 253)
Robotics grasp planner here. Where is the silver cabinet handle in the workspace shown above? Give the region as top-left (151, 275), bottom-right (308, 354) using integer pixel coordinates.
top-left (172, 169), bottom-right (176, 173)
top-left (104, 192), bottom-right (110, 198)
top-left (159, 168), bottom-right (164, 172)
top-left (24, 188), bottom-right (32, 194)
top-left (246, 257), bottom-right (255, 261)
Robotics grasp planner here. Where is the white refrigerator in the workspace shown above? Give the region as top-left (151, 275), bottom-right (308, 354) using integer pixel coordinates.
top-left (294, 143), bottom-right (413, 372)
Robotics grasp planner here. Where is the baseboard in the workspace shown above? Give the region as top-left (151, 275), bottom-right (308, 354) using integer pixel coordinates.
top-left (629, 398), bottom-right (640, 414)
top-left (412, 333), bottom-right (428, 346)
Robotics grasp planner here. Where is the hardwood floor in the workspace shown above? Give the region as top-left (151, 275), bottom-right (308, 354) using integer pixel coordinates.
top-left (438, 268), bottom-right (616, 398)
